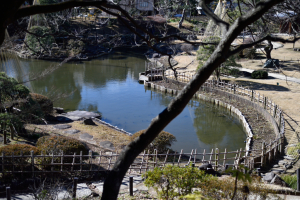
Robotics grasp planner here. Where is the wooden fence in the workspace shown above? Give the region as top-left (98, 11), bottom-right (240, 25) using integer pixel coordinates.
top-left (0, 136), bottom-right (284, 177)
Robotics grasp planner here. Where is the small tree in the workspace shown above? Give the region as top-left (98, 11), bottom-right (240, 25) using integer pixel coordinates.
top-left (26, 26), bottom-right (55, 54)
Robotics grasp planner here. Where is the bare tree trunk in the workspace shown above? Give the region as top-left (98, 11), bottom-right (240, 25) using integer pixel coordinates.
top-left (178, 8), bottom-right (185, 29)
top-left (265, 40), bottom-right (273, 60)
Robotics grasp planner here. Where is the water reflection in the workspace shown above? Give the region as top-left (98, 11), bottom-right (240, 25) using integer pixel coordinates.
top-left (1, 47), bottom-right (246, 152)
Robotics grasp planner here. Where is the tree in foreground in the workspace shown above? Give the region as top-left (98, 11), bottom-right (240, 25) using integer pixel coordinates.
top-left (0, 0), bottom-right (298, 199)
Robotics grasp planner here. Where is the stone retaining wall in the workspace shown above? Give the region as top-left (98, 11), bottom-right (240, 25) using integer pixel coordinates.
top-left (144, 80), bottom-right (254, 154)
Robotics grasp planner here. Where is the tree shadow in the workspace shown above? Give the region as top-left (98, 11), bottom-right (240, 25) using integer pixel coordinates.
top-left (233, 80), bottom-right (290, 91)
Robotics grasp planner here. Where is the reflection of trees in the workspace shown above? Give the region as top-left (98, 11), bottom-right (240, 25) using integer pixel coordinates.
top-left (83, 52), bottom-right (146, 86)
top-left (2, 48), bottom-right (147, 110)
top-left (193, 103), bottom-right (230, 145)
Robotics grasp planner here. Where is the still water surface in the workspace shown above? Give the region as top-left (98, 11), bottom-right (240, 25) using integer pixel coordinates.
top-left (2, 48), bottom-right (246, 152)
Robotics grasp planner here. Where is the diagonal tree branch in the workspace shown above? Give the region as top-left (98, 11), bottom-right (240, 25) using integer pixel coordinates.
top-left (199, 0), bottom-right (230, 34)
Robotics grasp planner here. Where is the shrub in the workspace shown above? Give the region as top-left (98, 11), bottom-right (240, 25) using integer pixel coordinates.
top-left (281, 174), bottom-right (296, 190)
top-left (30, 93), bottom-right (53, 115)
top-left (143, 165), bottom-right (215, 200)
top-left (251, 70), bottom-right (268, 79)
top-left (36, 136), bottom-right (88, 169)
top-left (130, 130), bottom-right (176, 153)
top-left (0, 144), bottom-right (40, 169)
top-left (67, 39), bottom-right (85, 56)
top-left (36, 136), bottom-right (88, 156)
top-left (229, 68), bottom-right (240, 77)
top-left (26, 26), bottom-right (55, 53)
top-left (287, 143), bottom-right (300, 158)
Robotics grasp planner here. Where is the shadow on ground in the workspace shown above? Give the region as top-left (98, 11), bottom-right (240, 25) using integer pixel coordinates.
top-left (231, 80), bottom-right (290, 91)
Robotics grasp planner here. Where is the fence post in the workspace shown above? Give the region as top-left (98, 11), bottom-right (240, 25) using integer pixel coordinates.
top-left (233, 85), bottom-right (236, 94)
top-left (251, 90), bottom-right (254, 101)
top-left (261, 142), bottom-right (266, 168)
top-left (31, 150), bottom-right (34, 177)
top-left (215, 148), bottom-right (219, 171)
top-left (6, 187), bottom-right (11, 200)
top-left (129, 176), bottom-right (133, 196)
top-left (279, 137), bottom-right (284, 155)
top-left (274, 105), bottom-right (277, 118)
top-left (297, 168), bottom-right (300, 191)
top-left (264, 97), bottom-right (267, 109)
top-left (72, 177), bottom-right (78, 198)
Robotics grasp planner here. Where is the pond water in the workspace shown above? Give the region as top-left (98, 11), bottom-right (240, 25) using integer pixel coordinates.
top-left (1, 47), bottom-right (246, 152)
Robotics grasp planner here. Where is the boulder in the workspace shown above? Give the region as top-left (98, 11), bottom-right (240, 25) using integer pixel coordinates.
top-left (263, 59), bottom-right (279, 68)
top-left (54, 107), bottom-right (64, 114)
top-left (199, 163), bottom-right (213, 170)
top-left (82, 118), bottom-right (96, 126)
top-left (263, 172), bottom-right (275, 182)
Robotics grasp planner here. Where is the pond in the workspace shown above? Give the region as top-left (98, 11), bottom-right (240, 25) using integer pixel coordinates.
top-left (1, 47), bottom-right (246, 152)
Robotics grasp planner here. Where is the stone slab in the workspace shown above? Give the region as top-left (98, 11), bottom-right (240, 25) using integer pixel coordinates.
top-left (99, 141), bottom-right (115, 151)
top-left (80, 133), bottom-right (94, 140)
top-left (64, 110), bottom-right (101, 120)
top-left (64, 129), bottom-right (80, 134)
top-left (53, 124), bottom-right (72, 130)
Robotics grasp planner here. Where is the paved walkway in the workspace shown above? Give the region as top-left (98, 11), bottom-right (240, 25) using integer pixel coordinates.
top-left (239, 68), bottom-right (300, 84)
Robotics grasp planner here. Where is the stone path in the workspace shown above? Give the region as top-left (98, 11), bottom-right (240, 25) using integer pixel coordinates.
top-left (239, 68), bottom-right (300, 84)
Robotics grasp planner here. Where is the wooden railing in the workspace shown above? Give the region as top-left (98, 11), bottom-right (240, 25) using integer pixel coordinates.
top-left (0, 136), bottom-right (284, 177)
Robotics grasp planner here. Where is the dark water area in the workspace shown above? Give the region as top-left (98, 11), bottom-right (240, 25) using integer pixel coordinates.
top-left (1, 47), bottom-right (246, 152)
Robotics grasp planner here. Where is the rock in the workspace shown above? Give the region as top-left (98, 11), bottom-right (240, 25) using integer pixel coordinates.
top-left (99, 141), bottom-right (115, 151)
top-left (285, 163), bottom-right (293, 169)
top-left (64, 129), bottom-right (80, 134)
top-left (64, 110), bottom-right (101, 120)
top-left (273, 164), bottom-right (279, 168)
top-left (82, 118), bottom-right (96, 125)
top-left (54, 107), bottom-right (64, 114)
top-left (53, 124), bottom-right (72, 129)
top-left (56, 116), bottom-right (73, 122)
top-left (263, 59), bottom-right (279, 68)
top-left (270, 175), bottom-right (288, 187)
top-left (278, 160), bottom-right (286, 165)
top-left (152, 53), bottom-right (161, 58)
top-left (263, 172), bottom-right (275, 182)
top-left (284, 156), bottom-right (294, 160)
top-left (80, 133), bottom-right (93, 140)
top-left (198, 164), bottom-right (220, 176)
top-left (76, 183), bottom-right (92, 198)
top-left (199, 163), bottom-right (213, 170)
top-left (271, 168), bottom-right (285, 174)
